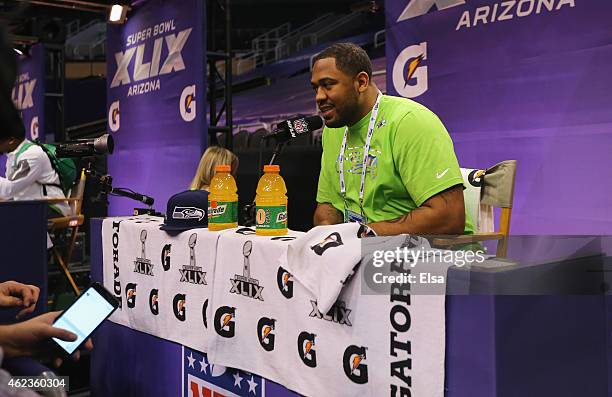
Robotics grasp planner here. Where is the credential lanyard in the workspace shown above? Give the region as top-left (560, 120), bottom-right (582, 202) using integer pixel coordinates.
top-left (339, 92), bottom-right (382, 222)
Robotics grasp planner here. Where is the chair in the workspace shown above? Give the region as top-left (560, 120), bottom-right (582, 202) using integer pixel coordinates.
top-left (46, 169), bottom-right (87, 295)
top-left (433, 160), bottom-right (517, 257)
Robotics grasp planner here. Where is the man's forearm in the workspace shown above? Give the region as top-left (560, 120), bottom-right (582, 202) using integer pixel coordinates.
top-left (313, 203), bottom-right (343, 226)
top-left (367, 186), bottom-right (465, 236)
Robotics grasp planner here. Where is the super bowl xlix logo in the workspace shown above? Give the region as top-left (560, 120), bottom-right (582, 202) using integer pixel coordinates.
top-left (297, 331), bottom-right (317, 368)
top-left (309, 300), bottom-right (352, 326)
top-left (134, 230), bottom-right (154, 276)
top-left (214, 306), bottom-right (236, 338)
top-left (343, 345), bottom-right (368, 384)
top-left (173, 293), bottom-right (186, 321)
top-left (257, 317), bottom-right (276, 352)
top-left (276, 267), bottom-right (293, 299)
top-left (126, 283), bottom-right (137, 308)
top-left (149, 288), bottom-right (159, 315)
top-left (179, 234), bottom-right (207, 285)
top-left (229, 241), bottom-right (264, 301)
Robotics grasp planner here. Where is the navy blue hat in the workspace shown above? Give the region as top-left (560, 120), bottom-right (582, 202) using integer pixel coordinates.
top-left (160, 190), bottom-right (209, 233)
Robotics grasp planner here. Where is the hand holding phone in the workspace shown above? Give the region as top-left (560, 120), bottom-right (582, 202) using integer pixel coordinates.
top-left (51, 282), bottom-right (118, 355)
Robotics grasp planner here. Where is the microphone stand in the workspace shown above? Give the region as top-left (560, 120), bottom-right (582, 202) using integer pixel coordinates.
top-left (85, 161), bottom-right (160, 215)
top-left (242, 140), bottom-right (286, 227)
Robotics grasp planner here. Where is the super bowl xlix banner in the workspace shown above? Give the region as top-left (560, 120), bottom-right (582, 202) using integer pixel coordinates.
top-left (386, 0), bottom-right (612, 234)
top-left (12, 43), bottom-right (45, 142)
top-left (106, 0), bottom-right (206, 216)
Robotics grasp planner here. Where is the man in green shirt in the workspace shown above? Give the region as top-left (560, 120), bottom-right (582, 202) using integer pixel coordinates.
top-left (312, 43), bottom-right (473, 236)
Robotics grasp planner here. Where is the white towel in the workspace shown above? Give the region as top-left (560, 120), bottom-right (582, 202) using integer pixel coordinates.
top-left (279, 223), bottom-right (364, 314)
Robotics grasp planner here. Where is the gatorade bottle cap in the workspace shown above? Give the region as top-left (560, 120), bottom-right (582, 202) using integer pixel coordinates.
top-left (264, 165), bottom-right (280, 172)
top-left (216, 165), bottom-right (231, 172)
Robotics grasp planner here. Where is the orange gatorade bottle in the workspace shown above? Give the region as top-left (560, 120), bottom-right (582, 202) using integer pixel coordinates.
top-left (255, 165), bottom-right (288, 236)
top-left (208, 165), bottom-right (238, 231)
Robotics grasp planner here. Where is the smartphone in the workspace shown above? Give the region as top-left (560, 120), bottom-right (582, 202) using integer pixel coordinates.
top-left (52, 282), bottom-right (119, 355)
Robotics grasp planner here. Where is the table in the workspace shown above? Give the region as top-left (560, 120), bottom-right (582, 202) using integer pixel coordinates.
top-left (90, 218), bottom-right (609, 397)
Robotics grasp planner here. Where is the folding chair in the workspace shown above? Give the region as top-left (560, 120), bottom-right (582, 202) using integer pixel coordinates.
top-left (46, 169), bottom-right (86, 295)
top-left (433, 160), bottom-right (517, 257)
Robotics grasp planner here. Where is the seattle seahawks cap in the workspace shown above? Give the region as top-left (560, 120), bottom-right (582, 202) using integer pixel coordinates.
top-left (160, 189), bottom-right (209, 233)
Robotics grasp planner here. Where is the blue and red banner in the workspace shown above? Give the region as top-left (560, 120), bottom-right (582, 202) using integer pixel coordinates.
top-left (386, 0), bottom-right (612, 234)
top-left (106, 0), bottom-right (206, 215)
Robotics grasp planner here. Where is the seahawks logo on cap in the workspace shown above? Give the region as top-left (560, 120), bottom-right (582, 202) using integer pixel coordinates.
top-left (172, 206), bottom-right (205, 221)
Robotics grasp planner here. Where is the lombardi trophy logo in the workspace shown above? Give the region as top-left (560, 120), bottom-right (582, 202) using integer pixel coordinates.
top-left (179, 233), bottom-right (207, 285)
top-left (229, 241), bottom-right (264, 300)
top-left (134, 230), bottom-right (153, 276)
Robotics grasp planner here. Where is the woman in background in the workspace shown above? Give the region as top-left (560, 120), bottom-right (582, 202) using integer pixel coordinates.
top-left (190, 146), bottom-right (239, 191)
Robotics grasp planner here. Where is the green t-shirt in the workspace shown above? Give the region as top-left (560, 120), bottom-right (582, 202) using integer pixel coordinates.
top-left (316, 95), bottom-right (474, 234)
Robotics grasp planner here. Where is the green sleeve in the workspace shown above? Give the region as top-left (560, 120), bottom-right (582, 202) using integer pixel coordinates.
top-left (393, 109), bottom-right (464, 207)
top-left (316, 129), bottom-right (338, 205)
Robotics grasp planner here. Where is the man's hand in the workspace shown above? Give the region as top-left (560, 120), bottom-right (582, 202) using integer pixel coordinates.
top-left (0, 281), bottom-right (40, 318)
top-left (313, 203), bottom-right (343, 226)
top-left (368, 185), bottom-right (466, 236)
top-left (0, 311), bottom-right (93, 367)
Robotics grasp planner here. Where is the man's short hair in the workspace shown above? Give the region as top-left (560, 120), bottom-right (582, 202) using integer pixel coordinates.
top-left (0, 26), bottom-right (25, 141)
top-left (312, 42), bottom-right (373, 79)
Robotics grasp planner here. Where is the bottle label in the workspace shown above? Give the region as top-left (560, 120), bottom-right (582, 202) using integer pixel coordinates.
top-left (255, 205), bottom-right (287, 230)
top-left (208, 200), bottom-right (238, 224)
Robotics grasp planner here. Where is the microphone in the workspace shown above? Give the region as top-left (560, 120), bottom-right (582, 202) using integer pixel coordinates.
top-left (55, 134), bottom-right (114, 158)
top-left (111, 187), bottom-right (155, 206)
top-left (264, 115), bottom-right (323, 143)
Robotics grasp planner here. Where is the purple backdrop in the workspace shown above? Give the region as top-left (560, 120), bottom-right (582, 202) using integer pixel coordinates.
top-left (0, 44), bottom-right (46, 176)
top-left (106, 0), bottom-right (206, 215)
top-left (386, 0), bottom-right (612, 234)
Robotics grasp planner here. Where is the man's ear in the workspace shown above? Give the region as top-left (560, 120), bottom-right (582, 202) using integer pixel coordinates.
top-left (355, 71), bottom-right (370, 93)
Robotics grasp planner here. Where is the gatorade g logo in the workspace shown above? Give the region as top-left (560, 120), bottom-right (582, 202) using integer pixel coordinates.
top-left (161, 244), bottom-right (172, 271)
top-left (468, 169), bottom-right (485, 188)
top-left (343, 345), bottom-right (368, 384)
top-left (149, 288), bottom-right (159, 315)
top-left (396, 0), bottom-right (465, 22)
top-left (310, 232), bottom-right (344, 256)
top-left (180, 84), bottom-right (196, 122)
top-left (257, 317), bottom-right (276, 351)
top-left (202, 299), bottom-right (208, 328)
top-left (108, 100), bottom-right (120, 132)
top-left (393, 42), bottom-right (428, 99)
top-left (297, 332), bottom-right (317, 368)
top-left (126, 283), bottom-right (137, 308)
top-left (173, 293), bottom-right (186, 322)
top-left (277, 267), bottom-right (294, 299)
top-left (30, 117), bottom-right (39, 140)
top-left (214, 306), bottom-right (236, 338)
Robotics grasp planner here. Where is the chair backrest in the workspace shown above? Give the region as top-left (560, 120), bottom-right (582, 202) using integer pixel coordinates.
top-left (69, 169), bottom-right (86, 216)
top-left (461, 160), bottom-right (517, 256)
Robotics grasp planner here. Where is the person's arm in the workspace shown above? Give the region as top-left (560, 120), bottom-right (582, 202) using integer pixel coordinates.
top-left (0, 311), bottom-right (93, 367)
top-left (0, 151), bottom-right (45, 199)
top-left (313, 203), bottom-right (343, 226)
top-left (367, 185), bottom-right (465, 236)
top-left (0, 281), bottom-right (40, 319)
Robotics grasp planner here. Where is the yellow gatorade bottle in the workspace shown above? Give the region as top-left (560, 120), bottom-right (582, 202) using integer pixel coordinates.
top-left (255, 165), bottom-right (288, 236)
top-left (208, 165), bottom-right (238, 231)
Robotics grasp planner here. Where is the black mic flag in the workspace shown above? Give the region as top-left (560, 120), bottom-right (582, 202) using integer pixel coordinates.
top-left (264, 115), bottom-right (323, 143)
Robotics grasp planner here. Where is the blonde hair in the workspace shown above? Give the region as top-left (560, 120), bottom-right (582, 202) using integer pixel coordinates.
top-left (190, 146), bottom-right (239, 191)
